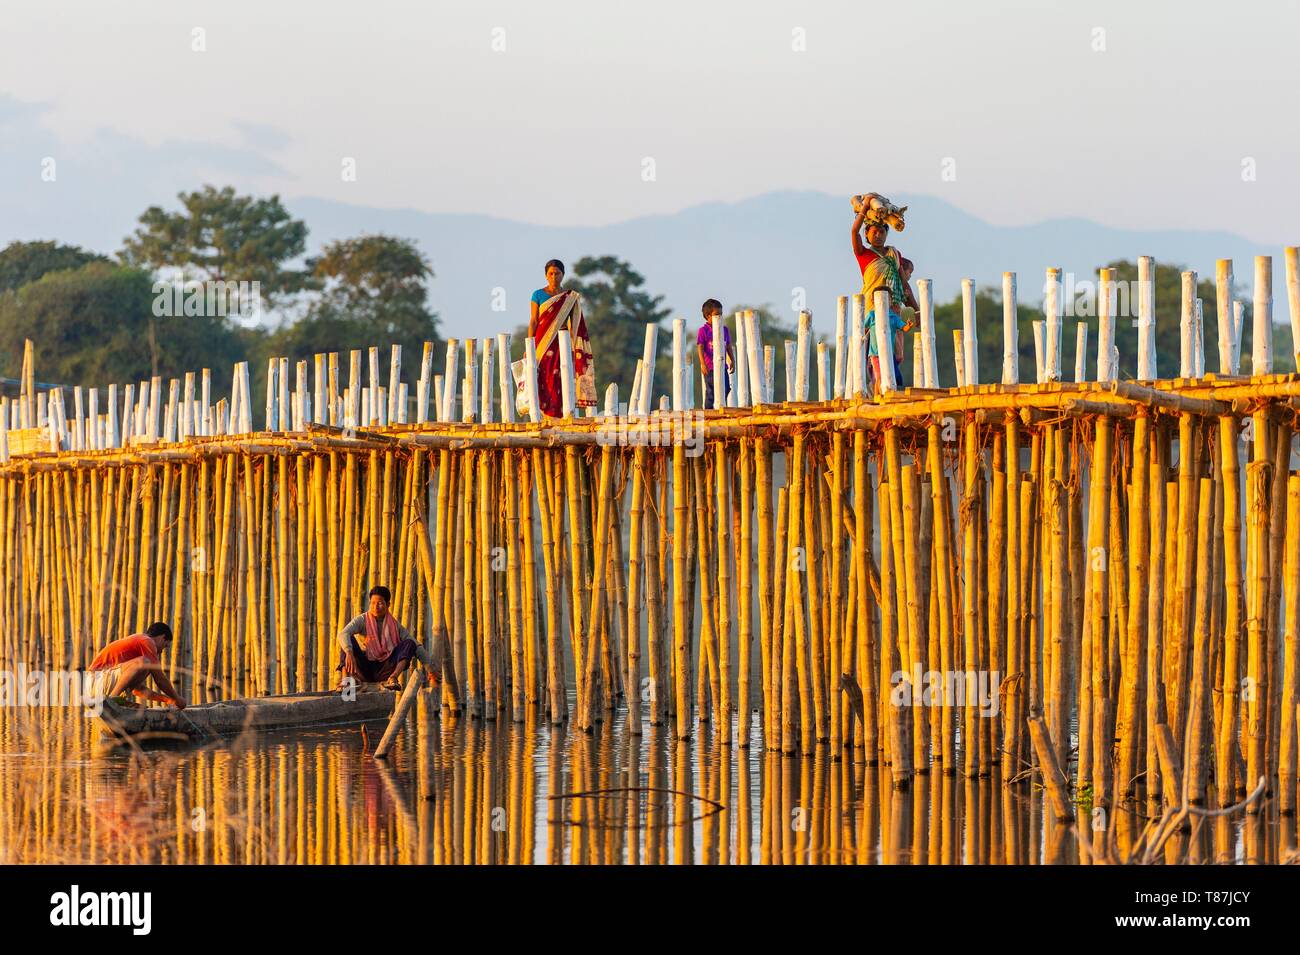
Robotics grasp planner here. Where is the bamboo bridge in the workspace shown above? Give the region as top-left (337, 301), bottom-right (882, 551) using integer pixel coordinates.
top-left (3, 252), bottom-right (1300, 828)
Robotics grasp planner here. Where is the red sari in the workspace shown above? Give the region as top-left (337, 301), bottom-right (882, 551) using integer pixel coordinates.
top-left (533, 289), bottom-right (595, 417)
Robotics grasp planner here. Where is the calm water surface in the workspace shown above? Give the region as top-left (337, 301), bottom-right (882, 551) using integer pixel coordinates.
top-left (0, 699), bottom-right (1290, 864)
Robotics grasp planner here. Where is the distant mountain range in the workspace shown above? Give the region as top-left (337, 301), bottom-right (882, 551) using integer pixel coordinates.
top-left (289, 191), bottom-right (1283, 340)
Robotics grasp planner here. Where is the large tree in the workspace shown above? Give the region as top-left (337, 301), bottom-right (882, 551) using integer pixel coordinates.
top-left (0, 261), bottom-right (244, 389)
top-left (0, 241), bottom-right (109, 294)
top-left (120, 185), bottom-right (311, 303)
top-left (257, 234), bottom-right (442, 394)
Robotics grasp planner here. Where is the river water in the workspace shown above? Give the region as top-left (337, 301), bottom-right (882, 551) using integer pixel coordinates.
top-left (0, 698), bottom-right (1291, 865)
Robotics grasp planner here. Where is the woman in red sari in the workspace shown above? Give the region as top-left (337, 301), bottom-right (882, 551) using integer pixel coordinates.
top-left (528, 259), bottom-right (595, 417)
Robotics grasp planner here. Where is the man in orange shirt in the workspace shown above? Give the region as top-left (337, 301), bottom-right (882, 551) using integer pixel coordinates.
top-left (88, 622), bottom-right (187, 709)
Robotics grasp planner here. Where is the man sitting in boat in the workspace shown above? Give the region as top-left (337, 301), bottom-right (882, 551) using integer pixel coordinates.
top-left (336, 585), bottom-right (429, 692)
top-left (88, 622), bottom-right (187, 709)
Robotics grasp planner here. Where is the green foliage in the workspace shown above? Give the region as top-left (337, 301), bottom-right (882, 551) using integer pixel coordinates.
top-left (0, 241), bottom-right (109, 294)
top-left (254, 234), bottom-right (442, 406)
top-left (567, 255), bottom-right (671, 403)
top-left (120, 185), bottom-right (311, 303)
top-left (0, 262), bottom-right (243, 389)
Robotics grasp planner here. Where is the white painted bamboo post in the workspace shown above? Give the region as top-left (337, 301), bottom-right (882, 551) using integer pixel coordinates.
top-left (795, 310), bottom-right (812, 401)
top-left (46, 389), bottom-right (61, 452)
top-left (264, 358), bottom-right (277, 431)
top-left (496, 333), bottom-right (515, 423)
top-left (417, 341), bottom-right (434, 424)
top-left (441, 340), bottom-right (459, 424)
top-left (88, 388), bottom-right (100, 449)
top-left (346, 351), bottom-right (360, 428)
top-left (176, 379), bottom-right (189, 441)
top-left (397, 383), bottom-right (408, 423)
top-left (712, 313), bottom-right (726, 410)
top-left (148, 375), bottom-right (162, 439)
top-left (1287, 247), bottom-right (1300, 368)
top-left (834, 296), bottom-right (848, 399)
top-left (783, 341), bottom-right (797, 401)
top-left (315, 354), bottom-right (327, 425)
top-left (273, 357), bottom-right (286, 433)
top-left (107, 384), bottom-right (120, 448)
top-left (1044, 267), bottom-right (1062, 382)
top-left (1000, 272), bottom-right (1018, 386)
top-left (524, 338), bottom-right (541, 423)
top-left (918, 280), bottom-right (937, 389)
top-left (763, 345), bottom-right (775, 405)
top-left (558, 329), bottom-right (577, 417)
top-left (911, 333), bottom-right (922, 388)
top-left (639, 323), bottom-right (658, 415)
top-left (1098, 268), bottom-right (1116, 382)
top-left (1032, 321), bottom-right (1045, 384)
top-left (133, 380), bottom-right (146, 438)
top-left (848, 296), bottom-right (863, 397)
top-left (365, 346), bottom-right (380, 426)
top-left (960, 279), bottom-right (978, 386)
top-left (1216, 259), bottom-right (1234, 375)
top-left (953, 329), bottom-right (966, 389)
top-left (1075, 323), bottom-right (1089, 382)
top-left (239, 363), bottom-right (252, 433)
top-left (1180, 270), bottom-right (1196, 378)
top-left (328, 352), bottom-right (340, 426)
top-left (629, 361), bottom-right (644, 416)
top-left (69, 386), bottom-right (82, 451)
top-left (226, 369), bottom-right (239, 433)
top-left (387, 345), bottom-right (402, 424)
top-left (121, 384), bottom-right (135, 445)
top-left (874, 290), bottom-right (897, 393)
top-left (740, 313), bottom-right (759, 408)
top-left (1138, 256), bottom-right (1157, 380)
top-left (1232, 300), bottom-right (1245, 374)
top-left (731, 314), bottom-right (746, 407)
top-left (672, 318), bottom-right (687, 412)
top-left (817, 342), bottom-right (830, 401)
top-left (462, 339), bottom-right (478, 423)
top-left (744, 311), bottom-right (764, 407)
top-left (1194, 298), bottom-right (1206, 378)
top-left (189, 374), bottom-right (204, 441)
top-left (479, 337), bottom-right (494, 424)
top-left (1253, 255), bottom-right (1273, 375)
top-left (165, 380), bottom-right (179, 442)
top-left (296, 360), bottom-right (310, 431)
top-left (685, 356), bottom-right (695, 409)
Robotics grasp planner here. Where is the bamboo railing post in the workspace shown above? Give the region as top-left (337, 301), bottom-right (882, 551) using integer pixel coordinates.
top-left (1279, 473), bottom-right (1300, 814)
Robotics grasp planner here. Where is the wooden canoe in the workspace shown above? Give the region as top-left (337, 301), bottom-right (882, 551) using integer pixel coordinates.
top-left (93, 687), bottom-right (398, 744)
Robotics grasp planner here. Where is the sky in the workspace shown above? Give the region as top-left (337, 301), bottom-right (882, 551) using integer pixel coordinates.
top-left (1, 0), bottom-right (1297, 250)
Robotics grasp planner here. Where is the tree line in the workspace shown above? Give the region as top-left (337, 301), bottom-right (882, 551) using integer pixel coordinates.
top-left (3, 184), bottom-right (1284, 412)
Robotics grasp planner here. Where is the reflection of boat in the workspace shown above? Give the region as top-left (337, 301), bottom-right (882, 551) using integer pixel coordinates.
top-left (93, 688), bottom-right (398, 744)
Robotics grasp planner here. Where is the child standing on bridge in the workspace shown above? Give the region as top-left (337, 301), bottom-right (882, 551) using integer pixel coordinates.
top-left (697, 298), bottom-right (735, 409)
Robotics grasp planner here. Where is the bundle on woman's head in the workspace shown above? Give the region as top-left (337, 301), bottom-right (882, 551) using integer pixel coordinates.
top-left (851, 192), bottom-right (907, 232)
